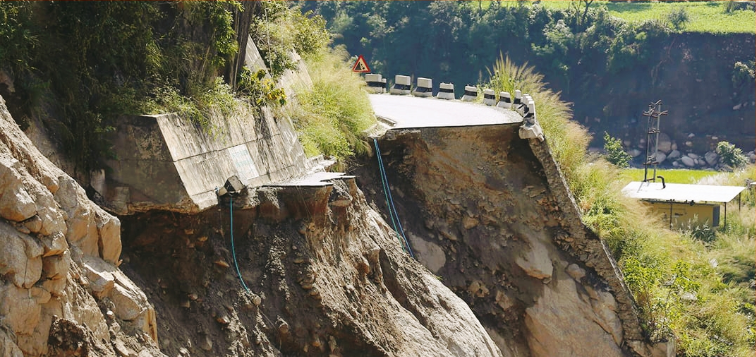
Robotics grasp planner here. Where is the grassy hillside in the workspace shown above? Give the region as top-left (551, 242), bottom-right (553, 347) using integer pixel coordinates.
top-left (491, 1), bottom-right (755, 33)
top-left (487, 55), bottom-right (755, 356)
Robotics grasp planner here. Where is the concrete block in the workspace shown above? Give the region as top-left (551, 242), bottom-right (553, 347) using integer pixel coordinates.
top-left (412, 77), bottom-right (433, 98)
top-left (497, 92), bottom-right (512, 109)
top-left (483, 89), bottom-right (496, 106)
top-left (461, 85), bottom-right (477, 102)
top-left (390, 75), bottom-right (411, 95)
top-left (436, 83), bottom-right (455, 100)
top-left (365, 74), bottom-right (385, 94)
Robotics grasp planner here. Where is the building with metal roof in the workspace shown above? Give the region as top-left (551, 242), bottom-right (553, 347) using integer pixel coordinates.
top-left (622, 181), bottom-right (746, 229)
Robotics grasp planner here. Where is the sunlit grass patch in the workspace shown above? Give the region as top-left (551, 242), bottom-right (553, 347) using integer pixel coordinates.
top-left (620, 168), bottom-right (721, 186)
top-left (488, 1), bottom-right (755, 34)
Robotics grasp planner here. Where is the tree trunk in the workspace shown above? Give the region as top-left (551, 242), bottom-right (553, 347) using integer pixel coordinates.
top-left (224, 1), bottom-right (256, 89)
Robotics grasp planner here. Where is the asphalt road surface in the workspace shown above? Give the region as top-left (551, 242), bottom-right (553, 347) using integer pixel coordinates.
top-left (369, 94), bottom-right (522, 129)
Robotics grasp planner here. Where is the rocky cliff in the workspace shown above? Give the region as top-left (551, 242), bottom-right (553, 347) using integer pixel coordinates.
top-left (354, 124), bottom-right (668, 357)
top-left (0, 95), bottom-right (162, 356)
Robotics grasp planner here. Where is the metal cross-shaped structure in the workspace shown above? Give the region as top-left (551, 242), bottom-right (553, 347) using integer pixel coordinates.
top-left (642, 100), bottom-right (668, 182)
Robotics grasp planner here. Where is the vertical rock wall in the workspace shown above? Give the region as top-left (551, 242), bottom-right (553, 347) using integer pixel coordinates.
top-left (0, 95), bottom-right (163, 356)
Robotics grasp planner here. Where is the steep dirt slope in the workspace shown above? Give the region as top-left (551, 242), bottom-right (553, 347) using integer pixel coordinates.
top-left (354, 124), bottom-right (665, 357)
top-left (118, 178), bottom-right (502, 357)
top-left (0, 95), bottom-right (163, 356)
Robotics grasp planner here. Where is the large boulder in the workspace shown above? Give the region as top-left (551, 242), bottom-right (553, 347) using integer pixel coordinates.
top-left (0, 157), bottom-right (36, 222)
top-left (704, 151), bottom-right (718, 166)
top-left (656, 133), bottom-right (672, 154)
top-left (681, 156), bottom-right (696, 167)
top-left (0, 224), bottom-right (43, 288)
top-left (655, 152), bottom-right (667, 164)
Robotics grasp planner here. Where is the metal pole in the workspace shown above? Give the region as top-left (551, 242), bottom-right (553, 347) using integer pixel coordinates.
top-left (653, 102), bottom-right (661, 182)
top-left (669, 200), bottom-right (673, 230)
top-left (724, 202), bottom-right (727, 229)
top-left (738, 192), bottom-right (741, 212)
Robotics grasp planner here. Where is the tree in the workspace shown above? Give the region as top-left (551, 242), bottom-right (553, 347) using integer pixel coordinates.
top-left (604, 132), bottom-right (631, 168)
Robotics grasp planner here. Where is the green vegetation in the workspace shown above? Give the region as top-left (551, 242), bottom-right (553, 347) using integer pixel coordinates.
top-left (306, 1), bottom-right (681, 98)
top-left (717, 141), bottom-right (749, 169)
top-left (251, 2), bottom-right (331, 77)
top-left (620, 168), bottom-right (720, 185)
top-left (254, 2), bottom-right (374, 162)
top-left (487, 56), bottom-right (754, 356)
top-left (732, 60), bottom-right (756, 89)
top-left (603, 132), bottom-right (631, 168)
top-left (0, 1), bottom-right (247, 173)
top-left (285, 47), bottom-right (374, 161)
top-left (493, 1), bottom-right (755, 34)
top-left (0, 1), bottom-right (370, 172)
top-left (603, 1), bottom-right (755, 34)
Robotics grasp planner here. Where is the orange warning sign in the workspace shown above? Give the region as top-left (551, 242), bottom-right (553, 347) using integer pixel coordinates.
top-left (351, 55), bottom-right (371, 73)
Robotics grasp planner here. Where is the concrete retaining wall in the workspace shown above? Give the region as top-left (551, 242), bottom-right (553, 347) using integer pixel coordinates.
top-left (103, 105), bottom-right (311, 215)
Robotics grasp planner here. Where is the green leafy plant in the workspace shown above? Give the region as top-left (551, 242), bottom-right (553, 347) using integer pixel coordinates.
top-left (732, 60), bottom-right (755, 89)
top-left (667, 7), bottom-right (690, 31)
top-left (236, 67), bottom-right (286, 107)
top-left (716, 141), bottom-right (748, 169)
top-left (603, 132), bottom-right (631, 168)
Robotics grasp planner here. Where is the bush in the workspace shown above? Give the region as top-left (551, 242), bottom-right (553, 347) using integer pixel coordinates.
top-left (667, 7), bottom-right (690, 31)
top-left (236, 67), bottom-right (286, 107)
top-left (603, 132), bottom-right (631, 168)
top-left (732, 60), bottom-right (755, 88)
top-left (716, 141), bottom-right (748, 168)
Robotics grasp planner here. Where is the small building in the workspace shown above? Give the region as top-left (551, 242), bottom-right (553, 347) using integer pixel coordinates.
top-left (622, 181), bottom-right (746, 229)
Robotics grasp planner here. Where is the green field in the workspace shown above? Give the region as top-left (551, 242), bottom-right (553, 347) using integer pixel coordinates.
top-left (490, 1), bottom-right (755, 34)
top-left (620, 168), bottom-right (721, 185)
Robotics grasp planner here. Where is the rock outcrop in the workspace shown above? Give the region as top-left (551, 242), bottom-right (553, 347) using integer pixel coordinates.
top-left (0, 95), bottom-right (162, 356)
top-left (359, 124), bottom-right (664, 356)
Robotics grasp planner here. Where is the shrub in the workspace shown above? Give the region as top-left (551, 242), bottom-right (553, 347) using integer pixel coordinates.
top-left (732, 60), bottom-right (755, 89)
top-left (236, 67), bottom-right (286, 107)
top-left (667, 7), bottom-right (690, 31)
top-left (716, 141), bottom-right (748, 168)
top-left (603, 132), bottom-right (631, 168)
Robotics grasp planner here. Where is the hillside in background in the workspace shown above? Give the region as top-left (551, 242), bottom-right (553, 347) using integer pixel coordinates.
top-left (303, 1), bottom-right (756, 154)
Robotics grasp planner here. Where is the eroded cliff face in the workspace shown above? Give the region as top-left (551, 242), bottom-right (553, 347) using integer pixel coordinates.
top-left (1, 92), bottom-right (505, 357)
top-left (118, 178), bottom-right (502, 357)
top-left (354, 124), bottom-right (663, 357)
top-left (0, 96), bottom-right (162, 356)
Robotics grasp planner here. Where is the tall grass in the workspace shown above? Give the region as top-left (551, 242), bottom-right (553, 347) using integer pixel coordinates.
top-left (487, 55), bottom-right (755, 356)
top-left (285, 46), bottom-right (375, 161)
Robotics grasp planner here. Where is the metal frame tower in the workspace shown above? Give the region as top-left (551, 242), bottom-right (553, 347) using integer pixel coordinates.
top-left (642, 100), bottom-right (668, 182)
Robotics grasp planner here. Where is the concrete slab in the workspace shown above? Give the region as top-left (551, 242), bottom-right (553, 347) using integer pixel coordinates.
top-left (370, 94), bottom-right (522, 129)
top-left (267, 172), bottom-right (355, 187)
